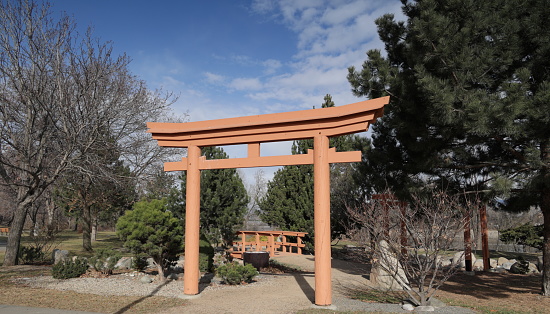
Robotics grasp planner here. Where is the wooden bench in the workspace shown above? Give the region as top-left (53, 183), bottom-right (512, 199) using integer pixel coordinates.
top-left (230, 230), bottom-right (308, 258)
top-left (0, 227), bottom-right (9, 236)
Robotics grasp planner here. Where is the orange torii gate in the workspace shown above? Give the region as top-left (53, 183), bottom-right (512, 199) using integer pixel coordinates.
top-left (147, 96), bottom-right (389, 306)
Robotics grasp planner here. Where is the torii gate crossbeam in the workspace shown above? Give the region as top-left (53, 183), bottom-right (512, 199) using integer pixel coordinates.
top-left (147, 96), bottom-right (389, 306)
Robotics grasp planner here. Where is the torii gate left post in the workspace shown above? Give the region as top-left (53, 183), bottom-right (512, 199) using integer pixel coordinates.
top-left (147, 96), bottom-right (389, 306)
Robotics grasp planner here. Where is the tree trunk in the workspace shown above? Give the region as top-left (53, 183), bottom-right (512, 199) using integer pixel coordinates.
top-left (82, 204), bottom-right (93, 252)
top-left (3, 204), bottom-right (28, 266)
top-left (91, 213), bottom-right (97, 242)
top-left (463, 211), bottom-right (472, 271)
top-left (46, 198), bottom-right (56, 236)
top-left (542, 188), bottom-right (550, 295)
top-left (541, 138), bottom-right (550, 295)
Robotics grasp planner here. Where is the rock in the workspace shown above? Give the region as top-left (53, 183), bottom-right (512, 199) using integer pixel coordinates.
top-left (115, 257), bottom-right (132, 270)
top-left (371, 240), bottom-right (410, 290)
top-left (402, 303), bottom-right (415, 311)
top-left (199, 272), bottom-right (214, 284)
top-left (501, 262), bottom-right (515, 270)
top-left (451, 251), bottom-right (476, 268)
top-left (490, 259), bottom-right (498, 269)
top-left (414, 305), bottom-right (435, 312)
top-left (140, 275), bottom-right (153, 284)
top-left (528, 262), bottom-right (539, 273)
top-left (497, 257), bottom-right (510, 266)
top-left (510, 261), bottom-right (529, 274)
top-left (473, 259), bottom-right (484, 271)
top-left (436, 255), bottom-right (452, 267)
top-left (146, 258), bottom-right (156, 268)
top-left (52, 249), bottom-right (69, 264)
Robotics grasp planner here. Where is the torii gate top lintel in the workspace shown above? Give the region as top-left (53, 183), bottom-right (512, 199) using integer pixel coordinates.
top-left (147, 96), bottom-right (388, 147)
top-left (147, 96), bottom-right (389, 171)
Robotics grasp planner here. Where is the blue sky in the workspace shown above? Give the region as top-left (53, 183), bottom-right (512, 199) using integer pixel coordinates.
top-left (49, 0), bottom-right (404, 182)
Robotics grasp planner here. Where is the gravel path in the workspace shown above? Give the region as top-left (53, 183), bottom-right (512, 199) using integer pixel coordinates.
top-left (13, 256), bottom-right (475, 314)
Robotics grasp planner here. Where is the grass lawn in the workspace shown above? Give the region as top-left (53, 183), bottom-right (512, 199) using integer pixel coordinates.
top-left (0, 230), bottom-right (127, 266)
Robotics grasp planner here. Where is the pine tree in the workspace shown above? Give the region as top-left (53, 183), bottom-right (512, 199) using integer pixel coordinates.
top-left (348, 0), bottom-right (550, 294)
top-left (259, 95), bottom-right (369, 250)
top-left (169, 146), bottom-right (249, 247)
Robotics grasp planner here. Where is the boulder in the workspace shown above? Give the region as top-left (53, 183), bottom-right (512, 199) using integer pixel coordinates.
top-left (114, 257), bottom-right (132, 270)
top-left (497, 257), bottom-right (510, 266)
top-left (402, 303), bottom-right (415, 311)
top-left (501, 262), bottom-right (515, 270)
top-left (140, 275), bottom-right (153, 283)
top-left (436, 255), bottom-right (452, 267)
top-left (452, 251), bottom-right (476, 268)
top-left (52, 249), bottom-right (69, 264)
top-left (509, 261), bottom-right (529, 274)
top-left (528, 262), bottom-right (539, 274)
top-left (490, 259), bottom-right (498, 269)
top-left (371, 240), bottom-right (410, 290)
top-left (473, 259), bottom-right (484, 271)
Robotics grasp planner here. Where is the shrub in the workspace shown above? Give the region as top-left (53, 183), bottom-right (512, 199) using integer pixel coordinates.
top-left (216, 262), bottom-right (258, 285)
top-left (89, 248), bottom-right (122, 275)
top-left (18, 246), bottom-right (45, 264)
top-left (116, 199), bottom-right (184, 279)
top-left (199, 236), bottom-right (215, 272)
top-left (132, 254), bottom-right (149, 272)
top-left (52, 257), bottom-right (88, 279)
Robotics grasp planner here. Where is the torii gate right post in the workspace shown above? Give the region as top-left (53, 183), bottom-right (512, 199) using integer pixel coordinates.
top-left (147, 96), bottom-right (389, 306)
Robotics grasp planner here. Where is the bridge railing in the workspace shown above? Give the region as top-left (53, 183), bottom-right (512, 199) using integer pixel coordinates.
top-left (230, 230), bottom-right (307, 258)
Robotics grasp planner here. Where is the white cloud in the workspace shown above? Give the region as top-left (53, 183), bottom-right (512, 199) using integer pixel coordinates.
top-left (204, 72), bottom-right (225, 84)
top-left (262, 59), bottom-right (282, 74)
top-left (229, 77), bottom-right (263, 90)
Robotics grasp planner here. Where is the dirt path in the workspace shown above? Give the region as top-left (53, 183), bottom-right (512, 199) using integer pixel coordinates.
top-left (158, 255), bottom-right (382, 314)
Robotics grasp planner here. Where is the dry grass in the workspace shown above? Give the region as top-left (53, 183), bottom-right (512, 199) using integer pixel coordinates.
top-left (0, 266), bottom-right (187, 313)
top-left (435, 271), bottom-right (550, 313)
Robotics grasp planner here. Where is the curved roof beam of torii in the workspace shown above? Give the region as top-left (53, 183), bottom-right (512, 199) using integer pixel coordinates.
top-left (147, 96), bottom-right (389, 148)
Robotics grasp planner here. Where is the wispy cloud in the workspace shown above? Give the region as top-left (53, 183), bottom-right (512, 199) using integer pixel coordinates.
top-left (212, 0), bottom-right (404, 110)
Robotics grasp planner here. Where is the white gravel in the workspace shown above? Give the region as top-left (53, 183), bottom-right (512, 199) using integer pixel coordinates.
top-left (12, 272), bottom-right (277, 299)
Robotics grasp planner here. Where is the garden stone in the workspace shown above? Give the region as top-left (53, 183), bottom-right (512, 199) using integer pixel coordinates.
top-left (452, 251), bottom-right (476, 268)
top-left (437, 255), bottom-right (452, 267)
top-left (52, 249), bottom-right (69, 264)
top-left (528, 262), bottom-right (538, 273)
top-left (146, 257), bottom-right (156, 268)
top-left (371, 240), bottom-right (410, 290)
top-left (497, 257), bottom-right (509, 266)
top-left (402, 303), bottom-right (414, 311)
top-left (501, 262), bottom-right (514, 270)
top-left (115, 257), bottom-right (132, 270)
top-left (509, 261), bottom-right (529, 274)
top-left (140, 275), bottom-right (153, 283)
top-left (473, 259), bottom-right (484, 270)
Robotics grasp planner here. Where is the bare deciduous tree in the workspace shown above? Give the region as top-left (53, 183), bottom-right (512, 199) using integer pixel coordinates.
top-left (347, 190), bottom-right (471, 306)
top-left (0, 0), bottom-right (179, 264)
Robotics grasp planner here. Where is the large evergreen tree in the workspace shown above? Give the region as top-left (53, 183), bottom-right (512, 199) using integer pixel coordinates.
top-left (348, 0), bottom-right (550, 294)
top-left (169, 146), bottom-right (249, 247)
top-left (259, 95), bottom-right (368, 250)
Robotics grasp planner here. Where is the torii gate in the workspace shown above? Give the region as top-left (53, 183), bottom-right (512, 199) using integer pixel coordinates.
top-left (147, 96), bottom-right (389, 306)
